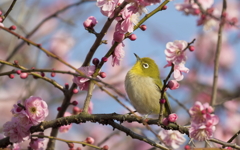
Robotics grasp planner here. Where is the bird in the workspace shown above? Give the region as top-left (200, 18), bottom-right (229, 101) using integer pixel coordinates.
top-left (125, 53), bottom-right (172, 117)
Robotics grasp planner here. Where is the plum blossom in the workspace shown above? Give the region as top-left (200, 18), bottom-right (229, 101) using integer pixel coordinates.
top-left (175, 0), bottom-right (214, 15)
top-left (3, 96), bottom-right (49, 143)
top-left (3, 115), bottom-right (30, 143)
top-left (173, 63), bottom-right (189, 81)
top-left (29, 138), bottom-right (44, 150)
top-left (189, 123), bottom-right (216, 141)
top-left (25, 96), bottom-right (49, 125)
top-left (120, 7), bottom-right (140, 33)
top-left (59, 112), bottom-right (72, 133)
top-left (112, 42), bottom-right (125, 67)
top-left (73, 65), bottom-right (98, 91)
top-left (83, 16), bottom-right (98, 29)
top-left (96, 0), bottom-right (118, 17)
top-left (165, 40), bottom-right (188, 65)
top-left (159, 130), bottom-right (186, 149)
top-left (189, 101), bottom-right (219, 141)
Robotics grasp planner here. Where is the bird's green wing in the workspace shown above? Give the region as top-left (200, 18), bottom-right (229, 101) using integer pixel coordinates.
top-left (154, 78), bottom-right (172, 116)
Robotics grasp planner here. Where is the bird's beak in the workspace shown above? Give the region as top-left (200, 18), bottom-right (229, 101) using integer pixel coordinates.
top-left (134, 53), bottom-right (141, 61)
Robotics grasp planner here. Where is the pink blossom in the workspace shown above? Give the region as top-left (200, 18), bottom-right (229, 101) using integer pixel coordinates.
top-left (25, 96), bottom-right (49, 125)
top-left (29, 138), bottom-right (44, 150)
top-left (96, 0), bottom-right (118, 17)
top-left (173, 63), bottom-right (189, 81)
top-left (113, 31), bottom-right (125, 42)
top-left (112, 42), bottom-right (125, 67)
top-left (59, 112), bottom-right (72, 133)
top-left (3, 115), bottom-right (30, 143)
top-left (83, 16), bottom-right (98, 29)
top-left (189, 101), bottom-right (215, 124)
top-left (73, 65), bottom-right (97, 91)
top-left (12, 143), bottom-right (21, 150)
top-left (0, 23), bottom-right (4, 28)
top-left (189, 123), bottom-right (215, 141)
top-left (120, 7), bottom-right (139, 32)
top-left (167, 80), bottom-right (180, 90)
top-left (165, 40), bottom-right (188, 65)
top-left (159, 130), bottom-right (186, 149)
top-left (175, 0), bottom-right (213, 15)
top-left (168, 113), bottom-right (178, 122)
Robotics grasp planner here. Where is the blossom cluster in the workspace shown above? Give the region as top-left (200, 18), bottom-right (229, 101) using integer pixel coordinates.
top-left (189, 101), bottom-right (219, 141)
top-left (3, 96), bottom-right (48, 143)
top-left (159, 129), bottom-right (186, 149)
top-left (83, 0), bottom-right (166, 67)
top-left (164, 40), bottom-right (189, 88)
top-left (175, 0), bottom-right (239, 30)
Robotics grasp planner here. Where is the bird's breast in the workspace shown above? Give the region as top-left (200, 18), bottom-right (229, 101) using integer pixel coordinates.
top-left (125, 71), bottom-right (161, 115)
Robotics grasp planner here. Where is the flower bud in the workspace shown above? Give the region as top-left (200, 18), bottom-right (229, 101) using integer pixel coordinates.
top-left (167, 80), bottom-right (180, 90)
top-left (161, 5), bottom-right (167, 10)
top-left (57, 107), bottom-right (61, 111)
top-left (92, 58), bottom-right (100, 66)
top-left (113, 31), bottom-right (125, 42)
top-left (72, 101), bottom-right (78, 106)
top-left (67, 143), bottom-right (74, 148)
top-left (168, 113), bottom-right (178, 122)
top-left (9, 25), bottom-right (16, 30)
top-left (140, 25), bottom-right (147, 31)
top-left (102, 145), bottom-right (109, 150)
top-left (8, 74), bottom-right (14, 79)
top-left (73, 106), bottom-right (82, 115)
top-left (20, 73), bottom-right (28, 79)
top-left (16, 70), bottom-right (21, 75)
top-left (129, 34), bottom-right (137, 41)
top-left (86, 137), bottom-right (94, 144)
top-left (189, 46), bottom-right (195, 52)
top-left (162, 117), bottom-right (169, 126)
top-left (83, 16), bottom-right (98, 29)
top-left (160, 99), bottom-right (166, 104)
top-left (101, 57), bottom-right (108, 62)
top-left (99, 72), bottom-right (106, 78)
top-left (73, 88), bottom-right (79, 94)
top-left (51, 72), bottom-right (56, 77)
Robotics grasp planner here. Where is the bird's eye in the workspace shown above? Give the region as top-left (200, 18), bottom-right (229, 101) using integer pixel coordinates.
top-left (142, 63), bottom-right (149, 68)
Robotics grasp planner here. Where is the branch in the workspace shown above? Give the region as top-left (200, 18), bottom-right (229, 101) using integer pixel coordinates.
top-left (210, 0), bottom-right (227, 106)
top-left (1, 0), bottom-right (17, 22)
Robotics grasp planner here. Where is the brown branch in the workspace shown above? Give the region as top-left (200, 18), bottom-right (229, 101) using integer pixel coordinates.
top-left (210, 0), bottom-right (227, 106)
top-left (1, 0), bottom-right (17, 22)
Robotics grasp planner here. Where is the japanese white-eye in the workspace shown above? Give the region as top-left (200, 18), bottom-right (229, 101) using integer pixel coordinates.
top-left (125, 53), bottom-right (172, 117)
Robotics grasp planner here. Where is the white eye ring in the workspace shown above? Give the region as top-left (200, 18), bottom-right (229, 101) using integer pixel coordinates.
top-left (142, 63), bottom-right (149, 68)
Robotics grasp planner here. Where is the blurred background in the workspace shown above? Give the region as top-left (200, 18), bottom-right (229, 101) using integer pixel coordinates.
top-left (0, 0), bottom-right (240, 149)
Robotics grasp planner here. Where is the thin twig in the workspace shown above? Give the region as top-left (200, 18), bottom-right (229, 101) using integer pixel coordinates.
top-left (210, 0), bottom-right (227, 106)
top-left (1, 0), bottom-right (17, 22)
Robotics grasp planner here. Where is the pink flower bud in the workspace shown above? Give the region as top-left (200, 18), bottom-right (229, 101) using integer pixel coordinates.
top-left (51, 72), bottom-right (56, 77)
top-left (41, 72), bottom-right (45, 77)
top-left (8, 74), bottom-right (14, 79)
top-left (160, 99), bottom-right (166, 104)
top-left (16, 107), bottom-right (23, 112)
top-left (14, 60), bottom-right (18, 65)
top-left (102, 145), bottom-right (109, 150)
top-left (72, 101), bottom-right (78, 106)
top-left (184, 145), bottom-right (191, 150)
top-left (73, 88), bottom-right (79, 94)
top-left (161, 5), bottom-right (167, 10)
top-left (83, 16), bottom-right (98, 29)
top-left (92, 58), bottom-right (100, 66)
top-left (57, 107), bottom-right (61, 111)
top-left (20, 73), bottom-right (28, 79)
top-left (16, 70), bottom-right (21, 75)
top-left (65, 83), bottom-right (69, 89)
top-left (140, 25), bottom-right (147, 31)
top-left (99, 72), bottom-right (106, 78)
top-left (162, 117), bottom-right (169, 126)
top-left (9, 25), bottom-right (16, 30)
top-left (194, 9), bottom-right (200, 15)
top-left (189, 46), bottom-right (195, 52)
top-left (167, 80), bottom-right (180, 90)
top-left (86, 137), bottom-right (94, 144)
top-left (113, 31), bottom-right (125, 42)
top-left (129, 34), bottom-right (137, 41)
top-left (101, 57), bottom-right (108, 62)
top-left (168, 113), bottom-right (178, 122)
top-left (73, 106), bottom-right (82, 115)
